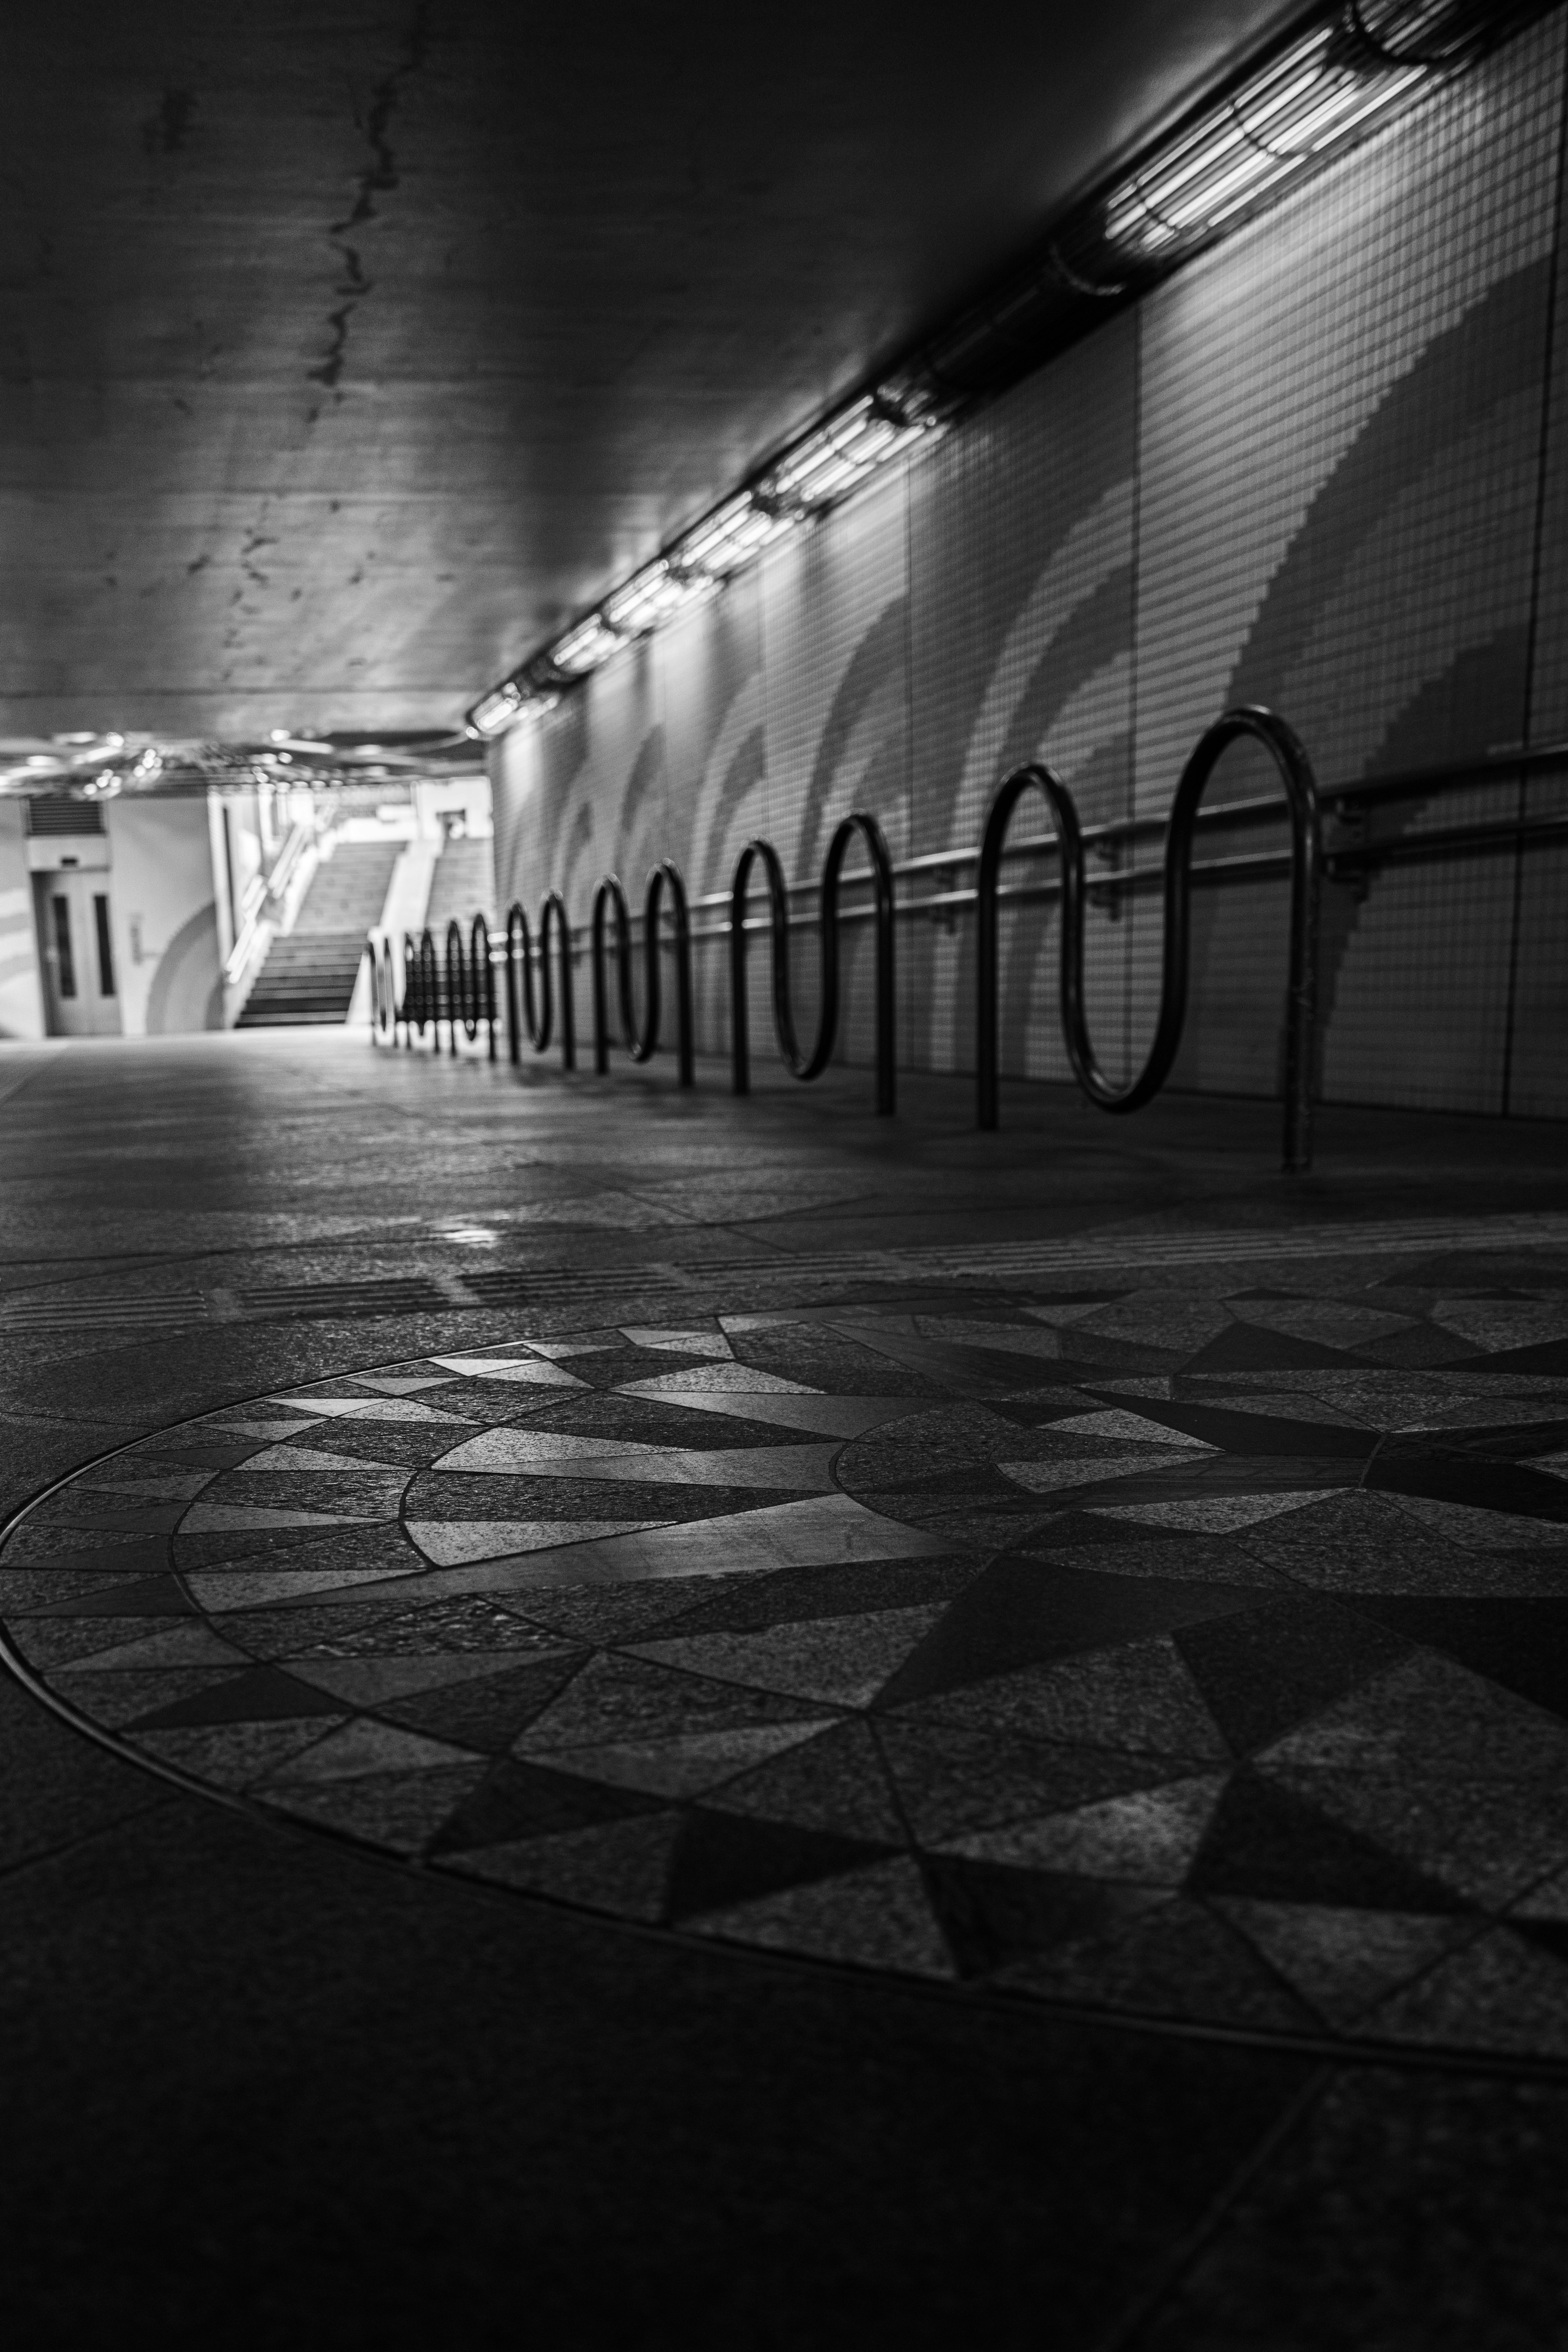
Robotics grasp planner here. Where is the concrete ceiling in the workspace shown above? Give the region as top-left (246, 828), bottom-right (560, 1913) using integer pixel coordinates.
top-left (0, 0), bottom-right (1307, 739)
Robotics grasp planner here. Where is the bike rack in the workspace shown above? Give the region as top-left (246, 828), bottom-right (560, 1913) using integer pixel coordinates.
top-left (444, 914), bottom-right (497, 1062)
top-left (729, 812), bottom-right (896, 1115)
top-left (368, 706), bottom-right (1325, 1165)
top-left (590, 861), bottom-right (695, 1086)
top-left (502, 891), bottom-right (575, 1071)
top-left (976, 705), bottom-right (1321, 1171)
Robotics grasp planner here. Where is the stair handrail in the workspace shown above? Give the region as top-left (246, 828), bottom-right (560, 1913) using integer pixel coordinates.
top-left (976, 704), bottom-right (1321, 1170)
top-left (502, 893), bottom-right (575, 1070)
top-left (729, 811), bottom-right (895, 1115)
top-left (590, 861), bottom-right (695, 1086)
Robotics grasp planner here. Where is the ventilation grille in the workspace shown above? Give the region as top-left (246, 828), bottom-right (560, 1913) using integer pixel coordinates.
top-left (25, 798), bottom-right (105, 837)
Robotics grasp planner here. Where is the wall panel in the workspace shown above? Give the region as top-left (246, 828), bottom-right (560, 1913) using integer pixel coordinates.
top-left (491, 13), bottom-right (1568, 1121)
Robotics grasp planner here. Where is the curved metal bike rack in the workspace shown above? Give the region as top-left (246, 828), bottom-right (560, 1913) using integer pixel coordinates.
top-left (590, 861), bottom-right (695, 1086)
top-left (976, 704), bottom-right (1321, 1170)
top-left (502, 892), bottom-right (576, 1071)
top-left (729, 811), bottom-right (896, 1116)
top-left (444, 913), bottom-right (497, 1062)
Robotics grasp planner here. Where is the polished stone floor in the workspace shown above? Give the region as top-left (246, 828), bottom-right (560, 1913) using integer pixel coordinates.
top-left (2, 1029), bottom-right (1566, 2345)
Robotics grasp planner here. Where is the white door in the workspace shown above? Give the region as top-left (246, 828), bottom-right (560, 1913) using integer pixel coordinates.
top-left (36, 871), bottom-right (122, 1036)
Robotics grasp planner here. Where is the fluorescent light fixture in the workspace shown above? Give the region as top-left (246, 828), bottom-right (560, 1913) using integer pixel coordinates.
top-left (468, 682), bottom-right (527, 737)
top-left (1095, 14), bottom-right (1439, 271)
top-left (551, 614), bottom-right (627, 675)
top-left (603, 559), bottom-right (717, 633)
top-left (759, 395), bottom-right (934, 511)
top-left (673, 492), bottom-right (797, 579)
top-left (465, 0), bottom-right (1507, 724)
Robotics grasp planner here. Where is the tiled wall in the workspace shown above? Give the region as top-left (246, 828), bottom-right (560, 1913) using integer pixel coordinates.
top-left (493, 13), bottom-right (1568, 1118)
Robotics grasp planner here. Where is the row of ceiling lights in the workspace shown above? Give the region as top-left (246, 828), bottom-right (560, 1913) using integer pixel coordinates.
top-left (466, 0), bottom-right (1531, 742)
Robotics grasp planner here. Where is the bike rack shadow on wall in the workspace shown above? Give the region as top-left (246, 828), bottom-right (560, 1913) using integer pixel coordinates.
top-left (976, 705), bottom-right (1322, 1173)
top-left (368, 704), bottom-right (1341, 1165)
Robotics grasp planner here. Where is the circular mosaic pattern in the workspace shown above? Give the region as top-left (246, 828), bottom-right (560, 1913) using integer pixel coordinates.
top-left (4, 1281), bottom-right (1568, 2059)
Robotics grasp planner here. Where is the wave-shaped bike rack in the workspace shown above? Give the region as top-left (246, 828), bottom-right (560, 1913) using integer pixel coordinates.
top-left (368, 917), bottom-right (498, 1059)
top-left (729, 812), bottom-right (897, 1115)
top-left (590, 862), bottom-right (695, 1086)
top-left (503, 892), bottom-right (576, 1071)
top-left (368, 706), bottom-right (1324, 1165)
top-left (977, 705), bottom-right (1321, 1171)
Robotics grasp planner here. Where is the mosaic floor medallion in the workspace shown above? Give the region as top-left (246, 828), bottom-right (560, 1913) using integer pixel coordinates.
top-left (5, 1278), bottom-right (1568, 2059)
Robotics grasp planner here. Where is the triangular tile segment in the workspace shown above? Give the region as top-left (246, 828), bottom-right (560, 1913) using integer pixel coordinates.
top-left (180, 1503), bottom-right (388, 1535)
top-left (261, 1764), bottom-right (486, 1854)
top-left (617, 1389), bottom-right (913, 1439)
top-left (65, 1621), bottom-right (245, 1673)
top-left (129, 1717), bottom-right (343, 1790)
top-left (1258, 1650), bottom-right (1568, 1782)
top-left (1512, 1918), bottom-right (1568, 1969)
top-left (687, 1855), bottom-right (955, 1978)
top-left (919, 1853), bottom-right (1165, 1979)
top-left (406, 1520), bottom-right (660, 1566)
top-left (941, 1773), bottom-right (1227, 1885)
top-left (518, 1721), bottom-right (834, 1800)
top-left (1091, 1492), bottom-right (1341, 1534)
top-left (0, 1535), bottom-right (171, 1577)
top-left (263, 1396), bottom-right (474, 1423)
top-left (516, 1650), bottom-right (826, 1753)
top-left (281, 1648), bottom-right (571, 1706)
top-left (1363, 1925), bottom-right (1568, 2055)
top-left (429, 1357), bottom-right (587, 1388)
top-left (442, 1811), bottom-right (686, 1919)
top-left (183, 1564), bottom-right (424, 1612)
top-left (620, 1328), bottom-right (735, 1356)
top-left (876, 1719), bottom-right (1177, 1843)
top-left (483, 1495), bottom-right (956, 1592)
top-left (997, 1448), bottom-right (1198, 1495)
top-left (708, 1719), bottom-right (908, 1842)
top-left (1214, 1899), bottom-right (1472, 2029)
top-left (266, 1717), bottom-right (479, 1782)
top-left (32, 1573), bottom-right (194, 1618)
top-left (1184, 1324), bottom-right (1367, 1374)
top-left (901, 1635), bottom-right (1231, 1761)
top-left (1307, 1590), bottom-right (1568, 1722)
top-left (628, 1605), bottom-right (945, 1707)
top-left (620, 1367), bottom-right (815, 1399)
top-left (1464, 1339), bottom-right (1568, 1374)
top-left (376, 1656), bottom-right (587, 1752)
top-left (1045, 1409), bottom-right (1215, 1449)
top-left (1083, 1396), bottom-right (1379, 1460)
top-left (877, 1556), bottom-right (1267, 1708)
top-left (1367, 1446), bottom-right (1568, 1524)
top-left (1186, 1768), bottom-right (1466, 1914)
top-left (999, 1894), bottom-right (1317, 2032)
top-left (1173, 1595), bottom-right (1412, 1757)
top-left (234, 1446), bottom-right (414, 1476)
top-left (46, 1663), bottom-right (245, 1730)
top-left (665, 1808), bottom-right (897, 1923)
top-left (430, 1754), bottom-right (669, 1856)
top-left (127, 1664), bottom-right (347, 1729)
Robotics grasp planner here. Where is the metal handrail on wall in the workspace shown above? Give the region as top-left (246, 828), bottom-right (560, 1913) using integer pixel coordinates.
top-left (368, 704), bottom-right (1561, 1167)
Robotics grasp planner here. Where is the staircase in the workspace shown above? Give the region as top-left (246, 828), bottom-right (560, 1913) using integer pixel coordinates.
top-left (423, 834), bottom-right (497, 936)
top-left (237, 840), bottom-right (401, 1027)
